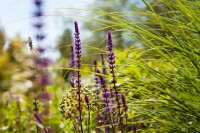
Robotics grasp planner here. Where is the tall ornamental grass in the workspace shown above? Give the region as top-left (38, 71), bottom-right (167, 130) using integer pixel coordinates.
top-left (82, 0), bottom-right (200, 132)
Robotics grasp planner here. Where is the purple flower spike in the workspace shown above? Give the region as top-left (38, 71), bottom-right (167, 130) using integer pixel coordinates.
top-left (106, 31), bottom-right (122, 130)
top-left (74, 21), bottom-right (81, 68)
top-left (73, 21), bottom-right (83, 132)
top-left (96, 68), bottom-right (113, 116)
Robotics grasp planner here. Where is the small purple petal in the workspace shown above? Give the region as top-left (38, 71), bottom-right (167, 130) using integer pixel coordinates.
top-left (34, 0), bottom-right (43, 7)
top-left (33, 22), bottom-right (44, 29)
top-left (34, 113), bottom-right (42, 123)
top-left (103, 99), bottom-right (110, 104)
top-left (37, 47), bottom-right (46, 53)
top-left (40, 92), bottom-right (52, 101)
top-left (67, 112), bottom-right (72, 118)
top-left (35, 34), bottom-right (46, 41)
top-left (37, 74), bottom-right (52, 86)
top-left (103, 107), bottom-right (113, 113)
top-left (102, 93), bottom-right (109, 98)
top-left (36, 58), bottom-right (52, 68)
top-left (34, 10), bottom-right (43, 17)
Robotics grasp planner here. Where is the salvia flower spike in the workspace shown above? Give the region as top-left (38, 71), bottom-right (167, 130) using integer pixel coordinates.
top-left (95, 68), bottom-right (115, 132)
top-left (32, 0), bottom-right (53, 132)
top-left (74, 21), bottom-right (83, 133)
top-left (107, 32), bottom-right (121, 129)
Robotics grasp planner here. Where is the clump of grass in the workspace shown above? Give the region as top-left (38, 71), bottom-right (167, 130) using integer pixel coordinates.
top-left (82, 0), bottom-right (200, 132)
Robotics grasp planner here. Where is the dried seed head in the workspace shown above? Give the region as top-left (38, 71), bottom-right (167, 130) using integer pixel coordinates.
top-left (28, 37), bottom-right (33, 50)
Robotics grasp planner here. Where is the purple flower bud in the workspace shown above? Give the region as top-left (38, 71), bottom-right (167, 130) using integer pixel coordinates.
top-left (67, 112), bottom-right (72, 118)
top-left (132, 125), bottom-right (136, 133)
top-left (103, 107), bottom-right (113, 113)
top-left (77, 106), bottom-right (82, 111)
top-left (40, 92), bottom-right (52, 101)
top-left (37, 47), bottom-right (45, 53)
top-left (34, 113), bottom-right (42, 123)
top-left (34, 10), bottom-right (43, 17)
top-left (94, 60), bottom-right (97, 66)
top-left (35, 34), bottom-right (46, 41)
top-left (123, 105), bottom-right (128, 110)
top-left (103, 99), bottom-right (110, 104)
top-left (74, 21), bottom-right (80, 35)
top-left (95, 67), bottom-right (101, 74)
top-left (36, 57), bottom-right (52, 68)
top-left (84, 95), bottom-right (89, 105)
top-left (102, 93), bottom-right (109, 98)
top-left (33, 22), bottom-right (44, 29)
top-left (106, 32), bottom-right (113, 51)
top-left (37, 74), bottom-right (52, 86)
top-left (121, 93), bottom-right (128, 111)
top-left (121, 93), bottom-right (126, 104)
